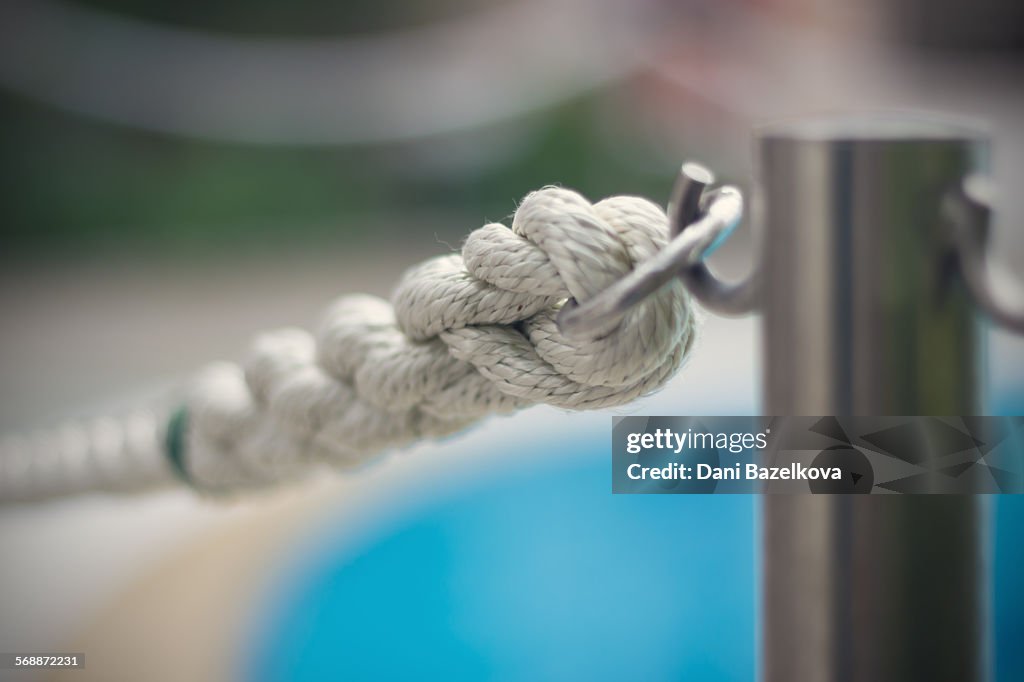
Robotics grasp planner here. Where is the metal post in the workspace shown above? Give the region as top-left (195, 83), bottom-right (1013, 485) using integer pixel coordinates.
top-left (758, 115), bottom-right (989, 682)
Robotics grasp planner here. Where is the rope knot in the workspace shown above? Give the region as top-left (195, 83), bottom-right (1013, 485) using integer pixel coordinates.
top-left (393, 187), bottom-right (696, 404)
top-left (180, 186), bottom-right (698, 490)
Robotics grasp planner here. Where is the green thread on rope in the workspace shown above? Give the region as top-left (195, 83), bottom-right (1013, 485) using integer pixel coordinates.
top-left (165, 406), bottom-right (191, 485)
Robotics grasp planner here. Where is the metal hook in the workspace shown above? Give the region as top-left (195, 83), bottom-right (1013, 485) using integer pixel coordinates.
top-left (946, 175), bottom-right (1024, 334)
top-left (671, 163), bottom-right (761, 316)
top-left (556, 162), bottom-right (745, 340)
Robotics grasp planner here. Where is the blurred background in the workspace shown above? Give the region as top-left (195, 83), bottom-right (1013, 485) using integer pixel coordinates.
top-left (0, 0), bottom-right (1022, 680)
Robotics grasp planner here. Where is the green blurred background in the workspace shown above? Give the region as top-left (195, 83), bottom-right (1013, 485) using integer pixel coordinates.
top-left (3, 0), bottom-right (1022, 266)
top-left (0, 0), bottom-right (684, 263)
top-left (2, 92), bottom-right (668, 260)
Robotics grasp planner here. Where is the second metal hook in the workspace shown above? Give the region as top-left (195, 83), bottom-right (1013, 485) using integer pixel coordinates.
top-left (946, 175), bottom-right (1024, 334)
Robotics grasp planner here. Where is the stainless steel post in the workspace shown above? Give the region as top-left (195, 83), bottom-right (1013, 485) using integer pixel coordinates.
top-left (758, 116), bottom-right (989, 682)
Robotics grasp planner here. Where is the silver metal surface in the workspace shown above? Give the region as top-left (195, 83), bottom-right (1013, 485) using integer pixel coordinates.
top-left (758, 114), bottom-right (989, 682)
top-left (555, 169), bottom-right (742, 340)
top-left (667, 161), bottom-right (715, 233)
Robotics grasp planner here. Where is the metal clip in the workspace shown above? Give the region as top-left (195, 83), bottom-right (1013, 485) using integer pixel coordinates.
top-left (946, 175), bottom-right (1024, 333)
top-left (556, 162), bottom-right (756, 340)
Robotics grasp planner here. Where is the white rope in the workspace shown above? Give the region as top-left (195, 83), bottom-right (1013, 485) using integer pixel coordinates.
top-left (0, 187), bottom-right (697, 502)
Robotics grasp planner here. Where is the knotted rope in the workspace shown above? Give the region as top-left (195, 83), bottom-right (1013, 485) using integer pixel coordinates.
top-left (0, 187), bottom-right (697, 502)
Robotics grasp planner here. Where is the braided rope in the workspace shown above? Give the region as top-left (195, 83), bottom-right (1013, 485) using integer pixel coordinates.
top-left (0, 187), bottom-right (697, 502)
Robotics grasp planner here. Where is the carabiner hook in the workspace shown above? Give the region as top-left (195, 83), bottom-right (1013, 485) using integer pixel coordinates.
top-left (556, 162), bottom-right (745, 340)
top-left (671, 163), bottom-right (761, 316)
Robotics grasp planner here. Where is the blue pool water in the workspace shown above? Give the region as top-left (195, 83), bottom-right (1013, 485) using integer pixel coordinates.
top-left (244, 446), bottom-right (756, 681)
top-left (244, 399), bottom-right (1023, 681)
